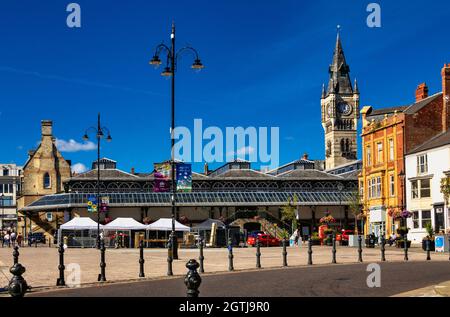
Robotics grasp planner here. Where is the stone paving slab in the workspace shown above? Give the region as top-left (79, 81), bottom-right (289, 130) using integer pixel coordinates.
top-left (0, 244), bottom-right (447, 293)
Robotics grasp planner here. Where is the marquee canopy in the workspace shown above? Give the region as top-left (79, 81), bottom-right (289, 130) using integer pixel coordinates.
top-left (147, 218), bottom-right (190, 232)
top-left (59, 217), bottom-right (102, 230)
top-left (103, 217), bottom-right (147, 230)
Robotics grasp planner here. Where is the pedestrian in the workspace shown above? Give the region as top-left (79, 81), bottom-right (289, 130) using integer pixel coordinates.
top-left (17, 233), bottom-right (23, 247)
top-left (10, 231), bottom-right (17, 248)
top-left (388, 233), bottom-right (397, 246)
top-left (28, 232), bottom-right (33, 247)
top-left (293, 229), bottom-right (300, 246)
top-left (4, 232), bottom-right (10, 248)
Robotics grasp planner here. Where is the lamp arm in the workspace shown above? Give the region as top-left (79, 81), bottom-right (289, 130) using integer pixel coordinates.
top-left (154, 43), bottom-right (172, 59)
top-left (175, 46), bottom-right (200, 62)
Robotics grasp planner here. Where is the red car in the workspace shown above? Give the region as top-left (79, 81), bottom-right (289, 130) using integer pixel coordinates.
top-left (247, 234), bottom-right (281, 247)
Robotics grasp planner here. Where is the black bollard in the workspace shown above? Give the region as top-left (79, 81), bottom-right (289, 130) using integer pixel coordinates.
top-left (307, 237), bottom-right (313, 265)
top-left (13, 246), bottom-right (19, 265)
top-left (167, 237), bottom-right (173, 276)
top-left (8, 247), bottom-right (28, 297)
top-left (282, 238), bottom-right (288, 267)
top-left (139, 240), bottom-right (145, 278)
top-left (98, 239), bottom-right (106, 282)
top-left (228, 238), bottom-right (234, 271)
top-left (256, 238), bottom-right (261, 269)
top-left (332, 234), bottom-right (337, 264)
top-left (35, 239), bottom-right (37, 248)
top-left (426, 238), bottom-right (431, 261)
top-left (404, 233), bottom-right (409, 261)
top-left (56, 242), bottom-right (66, 286)
top-left (448, 236), bottom-right (450, 261)
top-left (381, 235), bottom-right (386, 262)
top-left (198, 237), bottom-right (205, 273)
top-left (184, 259), bottom-right (202, 298)
top-left (358, 235), bottom-right (363, 262)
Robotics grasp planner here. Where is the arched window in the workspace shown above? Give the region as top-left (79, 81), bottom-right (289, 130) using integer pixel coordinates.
top-left (345, 139), bottom-right (350, 152)
top-left (340, 139), bottom-right (345, 152)
top-left (43, 173), bottom-right (51, 189)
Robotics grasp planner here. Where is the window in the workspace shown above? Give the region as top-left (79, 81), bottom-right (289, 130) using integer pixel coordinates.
top-left (412, 211), bottom-right (419, 229)
top-left (421, 210), bottom-right (432, 228)
top-left (389, 174), bottom-right (395, 197)
top-left (359, 181), bottom-right (364, 198)
top-left (43, 173), bottom-right (51, 189)
top-left (417, 154), bottom-right (428, 174)
top-left (2, 168), bottom-right (9, 176)
top-left (388, 139), bottom-right (394, 161)
top-left (411, 179), bottom-right (431, 199)
top-left (366, 146), bottom-right (372, 166)
top-left (411, 180), bottom-right (419, 199)
top-left (377, 142), bottom-right (383, 163)
top-left (420, 179), bottom-right (431, 198)
top-left (375, 176), bottom-right (382, 198)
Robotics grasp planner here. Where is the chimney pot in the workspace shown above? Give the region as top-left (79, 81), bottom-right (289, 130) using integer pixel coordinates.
top-left (131, 167), bottom-right (135, 175)
top-left (415, 83), bottom-right (429, 102)
top-left (204, 162), bottom-right (209, 175)
top-left (302, 153), bottom-right (309, 160)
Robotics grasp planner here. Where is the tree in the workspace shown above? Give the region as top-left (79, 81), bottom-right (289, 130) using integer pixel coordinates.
top-left (281, 194), bottom-right (299, 234)
top-left (348, 190), bottom-right (364, 234)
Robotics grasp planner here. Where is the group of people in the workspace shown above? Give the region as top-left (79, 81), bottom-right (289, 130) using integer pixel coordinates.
top-left (0, 230), bottom-right (22, 248)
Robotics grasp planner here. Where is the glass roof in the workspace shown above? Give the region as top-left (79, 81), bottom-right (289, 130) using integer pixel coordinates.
top-left (23, 191), bottom-right (356, 211)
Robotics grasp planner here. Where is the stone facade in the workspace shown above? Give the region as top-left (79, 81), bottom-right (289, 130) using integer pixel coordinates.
top-left (321, 33), bottom-right (360, 170)
top-left (17, 120), bottom-right (71, 238)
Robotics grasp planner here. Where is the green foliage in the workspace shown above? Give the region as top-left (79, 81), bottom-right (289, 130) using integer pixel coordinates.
top-left (349, 190), bottom-right (363, 216)
top-left (425, 222), bottom-right (434, 238)
top-left (281, 194), bottom-right (298, 232)
top-left (441, 177), bottom-right (450, 204)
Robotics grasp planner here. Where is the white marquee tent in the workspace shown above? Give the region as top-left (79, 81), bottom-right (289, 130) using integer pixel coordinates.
top-left (60, 217), bottom-right (103, 230)
top-left (146, 218), bottom-right (190, 232)
top-left (103, 217), bottom-right (147, 230)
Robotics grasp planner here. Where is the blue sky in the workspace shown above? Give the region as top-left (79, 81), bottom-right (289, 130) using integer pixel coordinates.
top-left (1, 0), bottom-right (449, 173)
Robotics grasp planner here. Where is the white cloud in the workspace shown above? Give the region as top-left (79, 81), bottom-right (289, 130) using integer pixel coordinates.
top-left (56, 139), bottom-right (96, 152)
top-left (71, 163), bottom-right (88, 174)
top-left (236, 146), bottom-right (255, 156)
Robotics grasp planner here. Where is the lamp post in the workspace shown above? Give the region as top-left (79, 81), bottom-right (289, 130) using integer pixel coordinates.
top-left (1, 193), bottom-right (4, 233)
top-left (149, 23), bottom-right (204, 260)
top-left (83, 113), bottom-right (112, 249)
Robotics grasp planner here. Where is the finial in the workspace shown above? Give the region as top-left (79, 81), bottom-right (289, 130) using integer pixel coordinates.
top-left (321, 83), bottom-right (326, 98)
top-left (354, 78), bottom-right (359, 94)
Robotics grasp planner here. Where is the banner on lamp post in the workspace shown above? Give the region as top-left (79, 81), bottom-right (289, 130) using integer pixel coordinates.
top-left (176, 163), bottom-right (192, 192)
top-left (87, 195), bottom-right (98, 213)
top-left (153, 162), bottom-right (171, 192)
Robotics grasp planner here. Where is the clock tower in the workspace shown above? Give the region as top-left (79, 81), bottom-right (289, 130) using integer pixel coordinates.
top-left (321, 32), bottom-right (360, 170)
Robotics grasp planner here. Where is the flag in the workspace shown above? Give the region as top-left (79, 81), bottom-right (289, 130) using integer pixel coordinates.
top-left (87, 195), bottom-right (98, 213)
top-left (153, 162), bottom-right (171, 192)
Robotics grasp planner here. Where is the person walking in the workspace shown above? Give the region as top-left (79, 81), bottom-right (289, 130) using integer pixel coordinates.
top-left (17, 233), bottom-right (23, 247)
top-left (4, 232), bottom-right (10, 248)
top-left (10, 231), bottom-right (17, 248)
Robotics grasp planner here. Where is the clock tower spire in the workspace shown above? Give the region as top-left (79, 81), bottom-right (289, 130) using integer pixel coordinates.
top-left (321, 29), bottom-right (360, 170)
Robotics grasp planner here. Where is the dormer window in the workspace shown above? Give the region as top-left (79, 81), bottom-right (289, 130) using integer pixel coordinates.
top-left (43, 172), bottom-right (51, 189)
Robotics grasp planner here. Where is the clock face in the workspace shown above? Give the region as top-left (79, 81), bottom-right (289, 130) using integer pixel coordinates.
top-left (338, 103), bottom-right (352, 115)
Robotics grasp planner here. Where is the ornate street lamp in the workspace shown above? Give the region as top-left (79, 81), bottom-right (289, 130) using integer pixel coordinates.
top-left (149, 22), bottom-right (204, 260)
top-left (1, 193), bottom-right (4, 233)
top-left (82, 113), bottom-right (112, 249)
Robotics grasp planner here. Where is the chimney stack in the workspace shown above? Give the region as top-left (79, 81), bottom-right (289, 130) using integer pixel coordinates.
top-left (204, 162), bottom-right (209, 175)
top-left (302, 153), bottom-right (309, 160)
top-left (41, 120), bottom-right (53, 137)
top-left (442, 64), bottom-right (450, 132)
top-left (131, 167), bottom-right (135, 175)
top-left (415, 83), bottom-right (429, 102)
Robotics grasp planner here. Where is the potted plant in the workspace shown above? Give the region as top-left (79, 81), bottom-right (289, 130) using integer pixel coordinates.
top-left (395, 227), bottom-right (410, 248)
top-left (323, 228), bottom-right (334, 246)
top-left (310, 232), bottom-right (322, 246)
top-left (422, 222), bottom-right (435, 251)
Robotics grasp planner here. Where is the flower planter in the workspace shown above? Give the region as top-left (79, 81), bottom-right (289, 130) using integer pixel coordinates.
top-left (311, 239), bottom-right (321, 246)
top-left (396, 240), bottom-right (411, 248)
top-left (422, 239), bottom-right (435, 251)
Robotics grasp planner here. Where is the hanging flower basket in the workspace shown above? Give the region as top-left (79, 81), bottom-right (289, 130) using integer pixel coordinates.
top-left (400, 209), bottom-right (413, 219)
top-left (179, 215), bottom-right (190, 224)
top-left (320, 212), bottom-right (336, 225)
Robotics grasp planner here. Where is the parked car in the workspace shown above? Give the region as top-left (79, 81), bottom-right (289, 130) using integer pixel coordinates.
top-left (247, 230), bottom-right (265, 238)
top-left (29, 232), bottom-right (46, 244)
top-left (247, 234), bottom-right (281, 247)
top-left (340, 229), bottom-right (354, 241)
